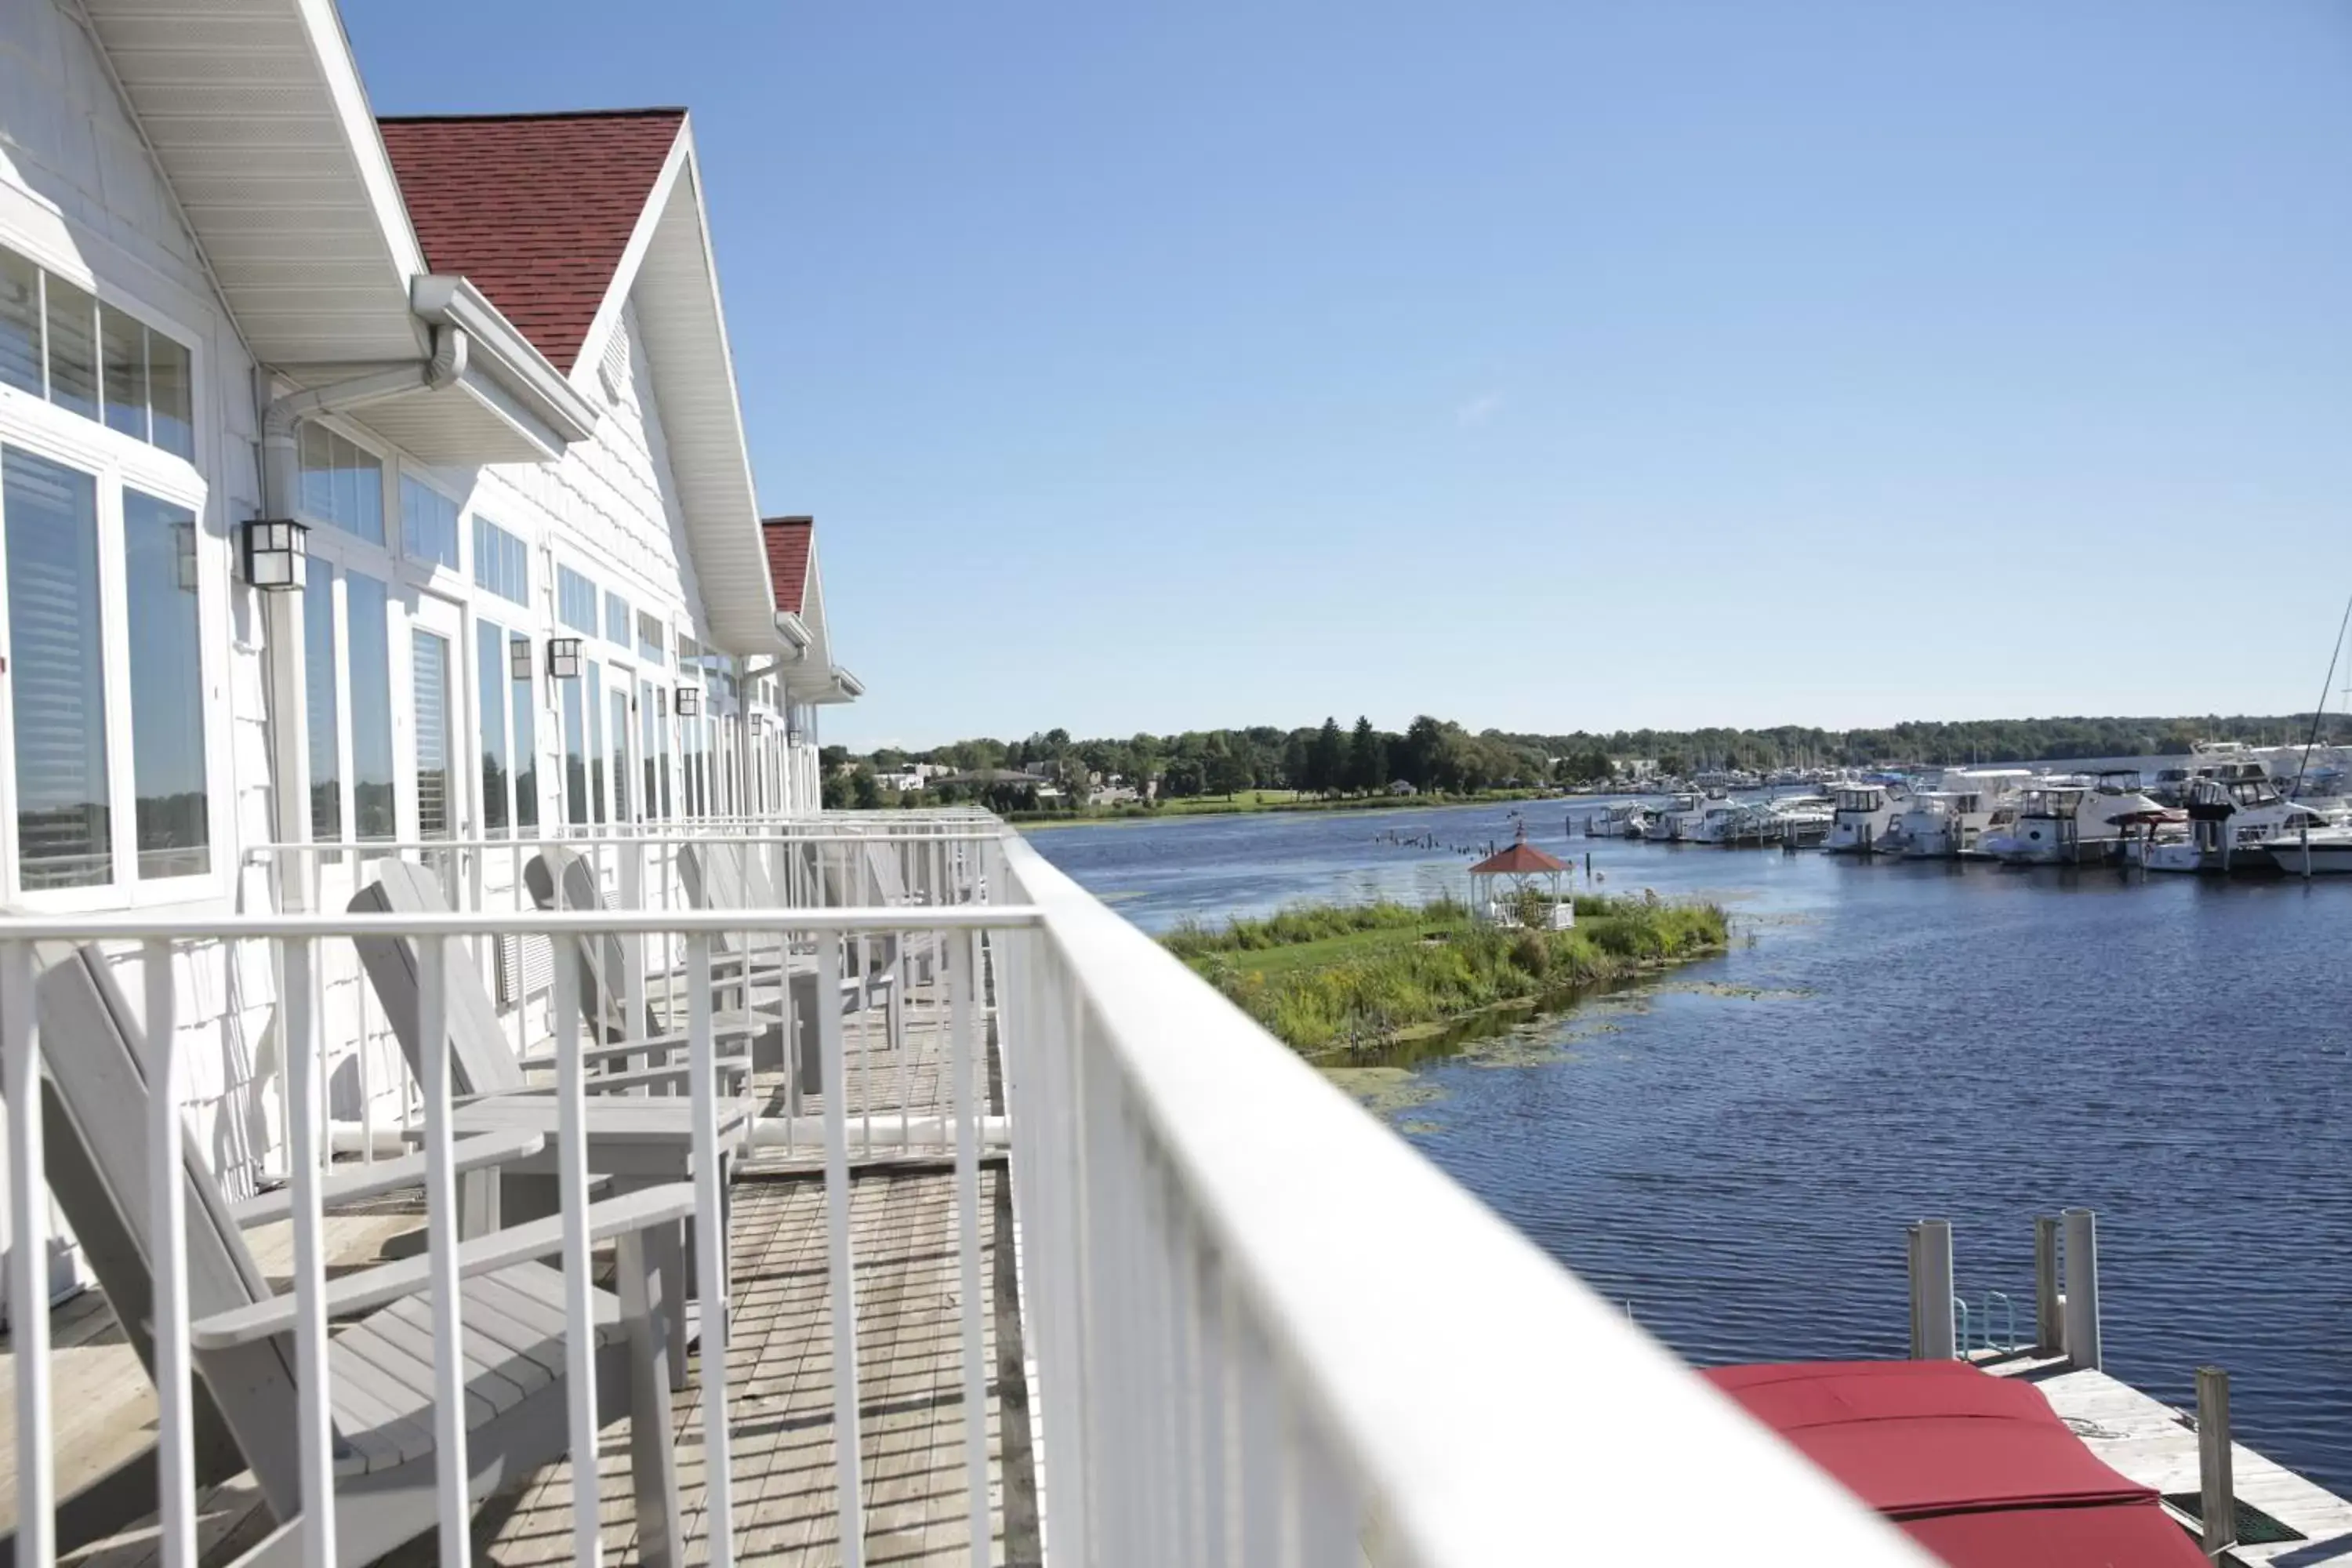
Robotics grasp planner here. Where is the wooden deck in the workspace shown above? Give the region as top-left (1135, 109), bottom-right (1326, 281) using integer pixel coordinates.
top-left (13, 1167), bottom-right (1029, 1568)
top-left (1986, 1353), bottom-right (2352, 1565)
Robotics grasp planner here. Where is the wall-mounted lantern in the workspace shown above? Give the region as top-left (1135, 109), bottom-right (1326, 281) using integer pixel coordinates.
top-left (508, 637), bottom-right (535, 681)
top-left (747, 711), bottom-right (766, 736)
top-left (547, 637), bottom-right (583, 681)
top-left (675, 684), bottom-right (702, 718)
top-left (241, 518), bottom-right (309, 591)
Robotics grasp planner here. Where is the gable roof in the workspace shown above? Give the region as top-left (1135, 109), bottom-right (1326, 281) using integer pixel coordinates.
top-left (378, 110), bottom-right (685, 373)
top-left (1470, 830), bottom-right (1565, 876)
top-left (762, 517), bottom-right (813, 615)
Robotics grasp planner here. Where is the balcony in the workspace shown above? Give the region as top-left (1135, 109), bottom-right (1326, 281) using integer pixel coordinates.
top-left (0, 813), bottom-right (1918, 1565)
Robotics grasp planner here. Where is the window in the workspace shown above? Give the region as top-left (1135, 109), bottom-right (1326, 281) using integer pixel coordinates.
top-left (43, 274), bottom-right (99, 423)
top-left (0, 449), bottom-right (214, 895)
top-left (0, 251), bottom-right (192, 458)
top-left (5, 452), bottom-right (108, 887)
top-left (510, 635), bottom-right (538, 831)
top-left (123, 491), bottom-right (208, 877)
top-left (608, 684), bottom-right (630, 822)
top-left (557, 565), bottom-right (598, 635)
top-left (637, 611), bottom-right (665, 664)
top-left (561, 673), bottom-right (587, 825)
top-left (303, 565), bottom-right (340, 841)
top-left (473, 515), bottom-right (528, 604)
top-left (641, 680), bottom-right (661, 819)
top-left (586, 660), bottom-right (607, 822)
top-left (477, 620), bottom-right (510, 835)
top-left (344, 571), bottom-right (396, 840)
top-left (297, 423), bottom-right (384, 543)
top-left (401, 476), bottom-right (459, 570)
top-left (604, 590), bottom-right (630, 647)
top-left (412, 630), bottom-right (452, 840)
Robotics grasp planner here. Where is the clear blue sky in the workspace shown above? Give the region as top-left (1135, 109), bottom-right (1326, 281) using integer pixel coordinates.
top-left (344, 1), bottom-right (2352, 749)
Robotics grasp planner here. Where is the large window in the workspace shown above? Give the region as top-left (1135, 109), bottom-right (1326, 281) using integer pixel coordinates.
top-left (345, 572), bottom-right (395, 840)
top-left (297, 423), bottom-right (383, 544)
top-left (477, 620), bottom-right (510, 835)
top-left (474, 516), bottom-right (528, 604)
top-left (5, 452), bottom-right (108, 887)
top-left (401, 475), bottom-right (459, 570)
top-left (604, 590), bottom-right (630, 648)
top-left (637, 611), bottom-right (666, 664)
top-left (557, 564), bottom-right (598, 635)
top-left (478, 619), bottom-right (540, 836)
top-left (510, 633), bottom-right (538, 831)
top-left (123, 491), bottom-right (208, 877)
top-left (0, 247), bottom-right (193, 459)
top-left (0, 447), bottom-right (214, 896)
top-left (303, 565), bottom-right (340, 841)
top-left (561, 673), bottom-right (587, 825)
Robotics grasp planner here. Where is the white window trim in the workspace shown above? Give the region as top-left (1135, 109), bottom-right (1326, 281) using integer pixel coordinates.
top-left (0, 400), bottom-right (228, 910)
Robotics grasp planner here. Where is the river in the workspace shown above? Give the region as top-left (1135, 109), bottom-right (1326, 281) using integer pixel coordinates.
top-left (1026, 799), bottom-right (2352, 1496)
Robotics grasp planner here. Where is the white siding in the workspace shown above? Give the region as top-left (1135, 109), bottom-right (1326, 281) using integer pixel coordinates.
top-left (1, 0), bottom-right (277, 1207)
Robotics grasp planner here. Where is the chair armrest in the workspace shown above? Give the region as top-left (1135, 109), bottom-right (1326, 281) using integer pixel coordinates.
top-left (228, 1131), bottom-right (548, 1227)
top-left (512, 1057), bottom-right (751, 1094)
top-left (191, 1181), bottom-right (699, 1349)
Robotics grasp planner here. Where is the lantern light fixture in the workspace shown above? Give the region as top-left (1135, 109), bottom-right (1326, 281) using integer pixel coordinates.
top-left (241, 517), bottom-right (309, 591)
top-left (508, 637), bottom-right (535, 681)
top-left (675, 684), bottom-right (702, 718)
top-left (546, 637), bottom-right (583, 681)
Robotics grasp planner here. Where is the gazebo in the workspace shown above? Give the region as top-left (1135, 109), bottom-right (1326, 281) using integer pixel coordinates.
top-left (1468, 823), bottom-right (1573, 928)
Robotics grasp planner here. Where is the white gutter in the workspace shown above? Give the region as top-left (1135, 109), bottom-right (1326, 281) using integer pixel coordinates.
top-left (410, 275), bottom-right (599, 443)
top-left (774, 612), bottom-right (812, 651)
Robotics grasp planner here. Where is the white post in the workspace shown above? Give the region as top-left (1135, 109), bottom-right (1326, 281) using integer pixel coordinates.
top-left (1907, 1219), bottom-right (1955, 1359)
top-left (2063, 1207), bottom-right (2101, 1370)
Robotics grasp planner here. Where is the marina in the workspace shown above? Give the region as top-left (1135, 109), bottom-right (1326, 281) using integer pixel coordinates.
top-left (1036, 800), bottom-right (2352, 1506)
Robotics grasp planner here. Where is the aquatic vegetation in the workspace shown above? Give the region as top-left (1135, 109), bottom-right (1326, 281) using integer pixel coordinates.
top-left (1168, 894), bottom-right (1729, 1057)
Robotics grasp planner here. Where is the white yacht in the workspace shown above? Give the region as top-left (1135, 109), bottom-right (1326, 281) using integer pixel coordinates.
top-left (1980, 773), bottom-right (2170, 865)
top-left (1583, 801), bottom-right (1651, 837)
top-left (1644, 792), bottom-right (1706, 841)
top-left (2263, 822), bottom-right (2352, 875)
top-left (1886, 768), bottom-right (2033, 859)
top-left (1687, 800), bottom-right (1755, 844)
top-left (2144, 775), bottom-right (2342, 873)
top-left (1822, 782), bottom-right (1904, 855)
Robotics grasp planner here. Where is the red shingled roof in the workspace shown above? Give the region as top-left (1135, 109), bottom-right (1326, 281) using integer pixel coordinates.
top-left (762, 517), bottom-right (813, 615)
top-left (378, 110), bottom-right (684, 373)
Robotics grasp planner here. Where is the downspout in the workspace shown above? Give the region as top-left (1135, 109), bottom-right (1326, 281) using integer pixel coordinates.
top-left (258, 328), bottom-right (470, 909)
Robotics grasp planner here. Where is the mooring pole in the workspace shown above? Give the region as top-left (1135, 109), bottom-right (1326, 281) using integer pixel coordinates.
top-left (2034, 1215), bottom-right (2062, 1353)
top-left (1907, 1219), bottom-right (1956, 1359)
top-left (2198, 1365), bottom-right (2236, 1556)
top-left (2063, 1207), bottom-right (2101, 1370)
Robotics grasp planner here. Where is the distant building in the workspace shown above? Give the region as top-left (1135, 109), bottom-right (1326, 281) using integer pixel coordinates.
top-left (1614, 758), bottom-right (1660, 782)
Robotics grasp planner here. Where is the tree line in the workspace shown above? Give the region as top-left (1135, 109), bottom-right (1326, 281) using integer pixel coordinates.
top-left (822, 710), bottom-right (2352, 810)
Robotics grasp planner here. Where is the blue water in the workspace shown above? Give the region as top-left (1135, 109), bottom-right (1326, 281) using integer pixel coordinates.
top-left (1029, 800), bottom-right (2352, 1495)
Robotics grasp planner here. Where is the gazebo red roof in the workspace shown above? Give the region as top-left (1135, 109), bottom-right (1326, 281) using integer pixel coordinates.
top-left (1468, 829), bottom-right (1564, 877)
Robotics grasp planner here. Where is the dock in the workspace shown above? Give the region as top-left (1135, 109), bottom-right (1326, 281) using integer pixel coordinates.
top-left (1981, 1356), bottom-right (2352, 1566)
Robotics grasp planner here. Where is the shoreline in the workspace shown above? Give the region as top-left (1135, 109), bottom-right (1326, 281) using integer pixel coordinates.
top-left (1011, 788), bottom-right (1552, 830)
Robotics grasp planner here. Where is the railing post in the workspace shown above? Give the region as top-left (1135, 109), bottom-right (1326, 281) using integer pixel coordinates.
top-left (4, 940), bottom-right (53, 1568)
top-left (143, 942), bottom-right (195, 1568)
top-left (2063, 1207), bottom-right (2101, 1370)
top-left (2198, 1366), bottom-right (2235, 1555)
top-left (1907, 1219), bottom-right (1955, 1359)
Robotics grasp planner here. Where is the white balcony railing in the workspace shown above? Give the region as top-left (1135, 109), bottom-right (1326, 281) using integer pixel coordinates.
top-left (0, 815), bottom-right (1921, 1566)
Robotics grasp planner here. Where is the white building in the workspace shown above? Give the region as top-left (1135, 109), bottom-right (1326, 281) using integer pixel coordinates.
top-left (0, 0), bottom-right (854, 1196)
